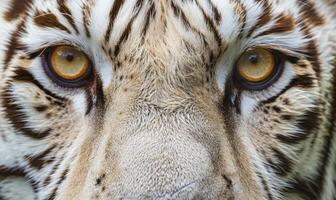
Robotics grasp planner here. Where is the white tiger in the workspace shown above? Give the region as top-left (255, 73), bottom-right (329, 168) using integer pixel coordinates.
top-left (0, 0), bottom-right (335, 199)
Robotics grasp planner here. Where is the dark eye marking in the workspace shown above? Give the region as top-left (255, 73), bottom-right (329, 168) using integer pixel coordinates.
top-left (1, 69), bottom-right (66, 140)
top-left (11, 68), bottom-right (67, 103)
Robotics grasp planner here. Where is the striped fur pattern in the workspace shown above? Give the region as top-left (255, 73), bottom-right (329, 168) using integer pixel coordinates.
top-left (0, 0), bottom-right (335, 199)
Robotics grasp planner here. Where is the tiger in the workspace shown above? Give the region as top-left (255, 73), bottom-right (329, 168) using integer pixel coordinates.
top-left (0, 0), bottom-right (335, 199)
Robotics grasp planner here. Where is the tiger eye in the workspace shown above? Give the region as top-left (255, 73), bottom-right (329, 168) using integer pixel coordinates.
top-left (50, 46), bottom-right (90, 80)
top-left (237, 48), bottom-right (275, 82)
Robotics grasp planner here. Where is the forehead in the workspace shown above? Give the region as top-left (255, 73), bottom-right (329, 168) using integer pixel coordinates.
top-left (26, 0), bottom-right (300, 42)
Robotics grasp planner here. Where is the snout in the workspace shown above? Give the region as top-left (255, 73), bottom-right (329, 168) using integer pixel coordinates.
top-left (114, 128), bottom-right (223, 197)
top-left (102, 109), bottom-right (230, 198)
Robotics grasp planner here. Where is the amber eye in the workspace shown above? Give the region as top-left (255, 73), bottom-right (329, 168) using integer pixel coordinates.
top-left (234, 48), bottom-right (283, 90)
top-left (44, 46), bottom-right (93, 87)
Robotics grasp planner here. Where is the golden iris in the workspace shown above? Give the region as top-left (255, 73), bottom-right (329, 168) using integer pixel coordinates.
top-left (237, 48), bottom-right (275, 82)
top-left (50, 46), bottom-right (90, 80)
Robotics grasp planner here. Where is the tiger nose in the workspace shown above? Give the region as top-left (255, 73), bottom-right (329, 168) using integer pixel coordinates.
top-left (116, 128), bottom-right (228, 198)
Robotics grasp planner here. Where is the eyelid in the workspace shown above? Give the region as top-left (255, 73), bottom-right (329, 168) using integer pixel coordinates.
top-left (27, 41), bottom-right (88, 60)
top-left (245, 45), bottom-right (303, 61)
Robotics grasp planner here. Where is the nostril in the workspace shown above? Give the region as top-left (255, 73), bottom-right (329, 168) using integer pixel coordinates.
top-left (170, 182), bottom-right (197, 198)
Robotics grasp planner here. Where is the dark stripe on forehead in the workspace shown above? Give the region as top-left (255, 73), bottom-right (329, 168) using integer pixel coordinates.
top-left (4, 0), bottom-right (33, 21)
top-left (247, 1), bottom-right (272, 38)
top-left (171, 1), bottom-right (192, 29)
top-left (105, 0), bottom-right (126, 43)
top-left (297, 0), bottom-right (325, 26)
top-left (170, 1), bottom-right (209, 49)
top-left (113, 0), bottom-right (144, 57)
top-left (254, 14), bottom-right (295, 38)
top-left (83, 0), bottom-right (94, 38)
top-left (57, 0), bottom-right (79, 34)
top-left (34, 12), bottom-right (71, 34)
top-left (207, 0), bottom-right (221, 25)
top-left (230, 0), bottom-right (247, 38)
top-left (195, 1), bottom-right (222, 47)
top-left (142, 3), bottom-right (155, 38)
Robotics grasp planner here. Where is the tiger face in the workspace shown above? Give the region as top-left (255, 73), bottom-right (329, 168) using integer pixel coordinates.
top-left (0, 0), bottom-right (335, 199)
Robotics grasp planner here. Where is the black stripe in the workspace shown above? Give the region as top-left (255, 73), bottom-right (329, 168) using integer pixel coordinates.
top-left (299, 22), bottom-right (321, 78)
top-left (2, 83), bottom-right (52, 140)
top-left (42, 153), bottom-right (65, 187)
top-left (25, 146), bottom-right (56, 170)
top-left (95, 77), bottom-right (106, 112)
top-left (247, 1), bottom-right (272, 38)
top-left (207, 0), bottom-right (221, 25)
top-left (82, 1), bottom-right (93, 38)
top-left (141, 3), bottom-right (155, 38)
top-left (296, 0), bottom-right (325, 26)
top-left (195, 1), bottom-right (222, 47)
top-left (270, 148), bottom-right (294, 176)
top-left (1, 69), bottom-right (66, 139)
top-left (58, 0), bottom-right (79, 34)
top-left (12, 68), bottom-right (67, 102)
top-left (4, 0), bottom-right (33, 21)
top-left (0, 165), bottom-right (25, 177)
top-left (3, 21), bottom-right (26, 70)
top-left (284, 57), bottom-right (336, 199)
top-left (170, 1), bottom-right (210, 53)
top-left (254, 13), bottom-right (295, 38)
top-left (233, 0), bottom-right (247, 38)
top-left (84, 75), bottom-right (105, 115)
top-left (46, 168), bottom-right (69, 200)
top-left (34, 12), bottom-right (71, 34)
top-left (259, 73), bottom-right (316, 106)
top-left (256, 172), bottom-right (273, 200)
top-left (171, 1), bottom-right (192, 30)
top-left (113, 0), bottom-right (144, 57)
top-left (276, 106), bottom-right (321, 144)
top-left (104, 0), bottom-right (125, 42)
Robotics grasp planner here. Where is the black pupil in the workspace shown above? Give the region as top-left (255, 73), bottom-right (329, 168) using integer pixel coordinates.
top-left (249, 54), bottom-right (259, 64)
top-left (65, 52), bottom-right (75, 62)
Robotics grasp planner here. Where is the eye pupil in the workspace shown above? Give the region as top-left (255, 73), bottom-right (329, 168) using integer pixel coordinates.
top-left (249, 54), bottom-right (259, 64)
top-left (66, 53), bottom-right (74, 62)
